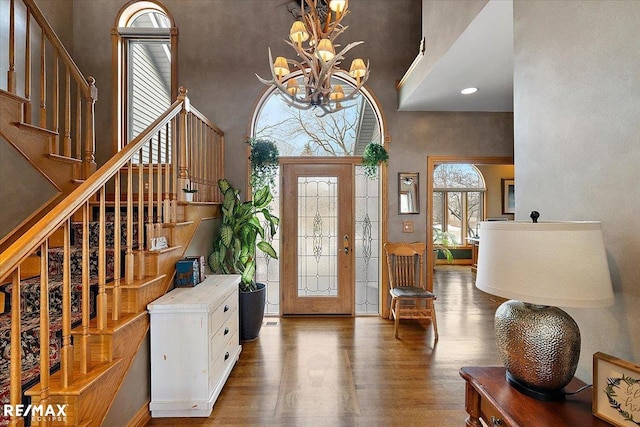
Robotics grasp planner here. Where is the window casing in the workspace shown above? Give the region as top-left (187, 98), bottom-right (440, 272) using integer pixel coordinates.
top-left (433, 164), bottom-right (486, 246)
top-left (113, 1), bottom-right (177, 155)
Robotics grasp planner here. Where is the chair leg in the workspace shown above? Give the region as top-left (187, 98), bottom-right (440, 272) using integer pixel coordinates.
top-left (430, 299), bottom-right (439, 342)
top-left (394, 299), bottom-right (400, 338)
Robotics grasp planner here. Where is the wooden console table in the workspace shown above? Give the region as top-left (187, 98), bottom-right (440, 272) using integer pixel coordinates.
top-left (460, 366), bottom-right (610, 427)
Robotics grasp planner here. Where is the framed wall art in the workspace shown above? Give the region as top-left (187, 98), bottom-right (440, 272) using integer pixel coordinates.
top-left (501, 178), bottom-right (515, 214)
top-left (593, 351), bottom-right (640, 426)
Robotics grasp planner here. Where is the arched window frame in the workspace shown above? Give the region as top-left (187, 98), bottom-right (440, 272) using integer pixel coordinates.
top-left (433, 164), bottom-right (486, 246)
top-left (112, 0), bottom-right (178, 153)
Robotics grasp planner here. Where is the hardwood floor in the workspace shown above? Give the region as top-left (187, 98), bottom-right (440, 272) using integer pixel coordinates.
top-left (147, 266), bottom-right (505, 426)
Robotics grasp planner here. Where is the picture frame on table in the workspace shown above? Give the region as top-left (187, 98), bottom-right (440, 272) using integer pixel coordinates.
top-left (593, 351), bottom-right (640, 426)
top-left (501, 178), bottom-right (515, 214)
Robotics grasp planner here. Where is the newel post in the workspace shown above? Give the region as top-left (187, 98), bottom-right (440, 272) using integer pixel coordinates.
top-left (82, 76), bottom-right (98, 178)
top-left (177, 86), bottom-right (190, 201)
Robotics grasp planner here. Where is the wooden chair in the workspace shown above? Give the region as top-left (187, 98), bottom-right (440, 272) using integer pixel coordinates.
top-left (384, 242), bottom-right (438, 341)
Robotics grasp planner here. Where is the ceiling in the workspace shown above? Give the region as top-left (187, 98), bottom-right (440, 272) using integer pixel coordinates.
top-left (397, 0), bottom-right (514, 112)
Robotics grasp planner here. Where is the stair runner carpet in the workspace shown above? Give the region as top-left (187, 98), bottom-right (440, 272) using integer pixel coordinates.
top-left (0, 218), bottom-right (136, 426)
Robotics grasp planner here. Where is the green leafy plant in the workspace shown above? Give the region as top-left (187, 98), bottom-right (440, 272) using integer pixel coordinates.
top-left (362, 142), bottom-right (388, 179)
top-left (182, 182), bottom-right (198, 193)
top-left (433, 227), bottom-right (456, 264)
top-left (248, 138), bottom-right (279, 190)
top-left (208, 179), bottom-right (279, 292)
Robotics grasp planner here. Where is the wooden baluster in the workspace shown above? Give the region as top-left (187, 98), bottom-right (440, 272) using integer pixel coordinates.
top-left (218, 134), bottom-right (225, 202)
top-left (39, 241), bottom-right (51, 415)
top-left (171, 116), bottom-right (178, 222)
top-left (63, 66), bottom-right (72, 157)
top-left (75, 90), bottom-right (81, 160)
top-left (97, 187), bottom-right (107, 330)
top-left (24, 7), bottom-right (32, 123)
top-left (7, 0), bottom-right (15, 93)
top-left (113, 171), bottom-right (122, 320)
top-left (177, 87), bottom-right (189, 200)
top-left (8, 268), bottom-right (21, 427)
top-left (40, 29), bottom-right (47, 129)
top-left (83, 77), bottom-right (97, 178)
top-left (126, 161), bottom-right (134, 284)
top-left (163, 123), bottom-right (170, 223)
top-left (61, 219), bottom-right (72, 388)
top-left (136, 149), bottom-right (145, 279)
top-left (156, 130), bottom-right (163, 222)
top-left (52, 51), bottom-right (59, 152)
top-left (147, 139), bottom-right (154, 249)
top-left (80, 202), bottom-right (90, 374)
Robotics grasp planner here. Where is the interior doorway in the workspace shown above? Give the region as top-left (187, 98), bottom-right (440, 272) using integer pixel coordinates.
top-left (426, 156), bottom-right (514, 292)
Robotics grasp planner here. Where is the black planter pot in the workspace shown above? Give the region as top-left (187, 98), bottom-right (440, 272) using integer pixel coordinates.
top-left (239, 282), bottom-right (266, 342)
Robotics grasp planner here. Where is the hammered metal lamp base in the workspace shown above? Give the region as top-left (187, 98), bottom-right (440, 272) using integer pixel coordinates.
top-left (495, 300), bottom-right (581, 401)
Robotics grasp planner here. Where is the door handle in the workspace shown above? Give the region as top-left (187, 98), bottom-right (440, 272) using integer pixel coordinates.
top-left (343, 234), bottom-right (350, 254)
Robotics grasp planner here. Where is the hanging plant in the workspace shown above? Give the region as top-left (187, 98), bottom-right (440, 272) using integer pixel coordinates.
top-left (248, 138), bottom-right (279, 190)
top-left (362, 142), bottom-right (389, 179)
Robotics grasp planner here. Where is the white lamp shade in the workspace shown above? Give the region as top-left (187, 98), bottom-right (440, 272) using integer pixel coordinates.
top-left (475, 221), bottom-right (614, 308)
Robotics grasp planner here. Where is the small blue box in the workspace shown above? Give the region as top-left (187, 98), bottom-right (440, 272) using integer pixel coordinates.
top-left (175, 258), bottom-right (199, 287)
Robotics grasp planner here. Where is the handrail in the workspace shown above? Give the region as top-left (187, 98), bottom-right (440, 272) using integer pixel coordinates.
top-left (0, 99), bottom-right (183, 283)
top-left (22, 0), bottom-right (91, 97)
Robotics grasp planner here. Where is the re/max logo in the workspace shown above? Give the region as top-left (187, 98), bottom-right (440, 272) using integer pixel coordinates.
top-left (2, 404), bottom-right (67, 417)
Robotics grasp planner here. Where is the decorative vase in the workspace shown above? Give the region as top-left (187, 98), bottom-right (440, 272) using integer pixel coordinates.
top-left (184, 192), bottom-right (194, 202)
top-left (239, 282), bottom-right (266, 342)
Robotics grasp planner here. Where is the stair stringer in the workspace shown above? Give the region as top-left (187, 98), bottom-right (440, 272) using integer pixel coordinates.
top-left (0, 90), bottom-right (80, 194)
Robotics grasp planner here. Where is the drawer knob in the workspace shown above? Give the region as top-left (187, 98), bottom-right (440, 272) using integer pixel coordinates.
top-left (491, 416), bottom-right (503, 426)
top-left (224, 304), bottom-right (230, 312)
top-left (224, 327), bottom-right (229, 335)
top-left (224, 351), bottom-right (230, 361)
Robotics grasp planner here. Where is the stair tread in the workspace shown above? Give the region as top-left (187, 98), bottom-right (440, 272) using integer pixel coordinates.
top-left (163, 221), bottom-right (194, 227)
top-left (105, 274), bottom-right (166, 290)
top-left (48, 153), bottom-right (82, 164)
top-left (24, 358), bottom-right (122, 396)
top-left (146, 245), bottom-right (182, 255)
top-left (70, 311), bottom-right (145, 335)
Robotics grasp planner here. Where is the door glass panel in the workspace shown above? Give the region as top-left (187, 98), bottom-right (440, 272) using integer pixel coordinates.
top-left (297, 177), bottom-right (338, 297)
top-left (355, 166), bottom-right (379, 314)
top-left (256, 170), bottom-right (280, 315)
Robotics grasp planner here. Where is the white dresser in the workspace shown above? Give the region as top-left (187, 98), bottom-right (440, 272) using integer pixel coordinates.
top-left (148, 274), bottom-right (241, 418)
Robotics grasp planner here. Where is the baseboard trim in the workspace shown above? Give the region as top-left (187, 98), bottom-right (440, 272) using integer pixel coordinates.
top-left (127, 400), bottom-right (151, 427)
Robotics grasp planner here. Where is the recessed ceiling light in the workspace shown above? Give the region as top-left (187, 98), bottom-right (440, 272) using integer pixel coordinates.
top-left (461, 87), bottom-right (478, 95)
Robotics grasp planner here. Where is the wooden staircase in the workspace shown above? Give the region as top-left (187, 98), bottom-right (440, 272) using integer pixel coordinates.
top-left (0, 1), bottom-right (226, 425)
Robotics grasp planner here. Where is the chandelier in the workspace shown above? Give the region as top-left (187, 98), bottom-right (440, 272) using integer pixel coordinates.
top-left (257, 0), bottom-right (370, 114)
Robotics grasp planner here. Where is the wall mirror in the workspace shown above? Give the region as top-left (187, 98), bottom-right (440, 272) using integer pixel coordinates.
top-left (399, 172), bottom-right (419, 214)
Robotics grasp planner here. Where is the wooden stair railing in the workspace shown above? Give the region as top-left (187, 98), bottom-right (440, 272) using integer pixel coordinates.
top-left (4, 0), bottom-right (97, 178)
top-left (0, 87), bottom-right (224, 427)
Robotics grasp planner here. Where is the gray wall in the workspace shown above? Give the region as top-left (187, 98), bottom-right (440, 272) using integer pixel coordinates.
top-left (25, 0), bottom-right (514, 421)
top-left (514, 0), bottom-right (640, 381)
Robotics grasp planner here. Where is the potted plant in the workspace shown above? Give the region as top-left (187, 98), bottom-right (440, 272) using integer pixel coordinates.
top-left (182, 181), bottom-right (198, 202)
top-left (248, 138), bottom-right (279, 190)
top-left (207, 178), bottom-right (279, 341)
top-left (362, 142), bottom-right (389, 179)
top-left (433, 227), bottom-right (456, 266)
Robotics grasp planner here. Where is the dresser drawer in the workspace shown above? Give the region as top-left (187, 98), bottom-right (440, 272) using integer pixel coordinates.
top-left (209, 327), bottom-right (239, 390)
top-left (209, 309), bottom-right (238, 359)
top-left (208, 291), bottom-right (237, 334)
top-left (481, 398), bottom-right (512, 427)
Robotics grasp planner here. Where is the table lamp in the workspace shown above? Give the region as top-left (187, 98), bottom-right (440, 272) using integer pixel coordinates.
top-left (475, 212), bottom-right (614, 401)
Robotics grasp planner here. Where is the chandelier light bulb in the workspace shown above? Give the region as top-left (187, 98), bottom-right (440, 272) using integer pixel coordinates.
top-left (273, 56), bottom-right (290, 82)
top-left (316, 38), bottom-right (335, 62)
top-left (286, 79), bottom-right (300, 96)
top-left (289, 21), bottom-right (309, 48)
top-left (329, 0), bottom-right (347, 14)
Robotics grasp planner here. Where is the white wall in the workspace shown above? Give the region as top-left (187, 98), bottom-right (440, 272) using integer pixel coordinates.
top-left (514, 0), bottom-right (640, 380)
